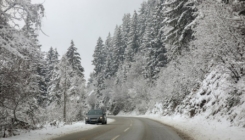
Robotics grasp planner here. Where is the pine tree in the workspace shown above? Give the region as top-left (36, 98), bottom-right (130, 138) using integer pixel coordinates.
top-left (92, 37), bottom-right (106, 96)
top-left (163, 0), bottom-right (197, 59)
top-left (104, 33), bottom-right (114, 79)
top-left (104, 33), bottom-right (112, 54)
top-left (111, 26), bottom-right (125, 76)
top-left (138, 0), bottom-right (167, 82)
top-left (87, 72), bottom-right (95, 88)
top-left (46, 47), bottom-right (59, 67)
top-left (48, 53), bottom-right (86, 122)
top-left (125, 11), bottom-right (139, 62)
top-left (137, 1), bottom-right (157, 44)
top-left (92, 37), bottom-right (105, 75)
top-left (46, 47), bottom-right (59, 85)
top-left (54, 48), bottom-right (59, 61)
top-left (58, 55), bottom-right (71, 122)
top-left (46, 47), bottom-right (54, 64)
top-left (45, 47), bottom-right (60, 103)
top-left (66, 40), bottom-right (84, 78)
top-left (138, 2), bottom-right (148, 40)
top-left (22, 13), bottom-right (49, 107)
top-left (36, 52), bottom-right (48, 106)
top-left (122, 14), bottom-right (131, 45)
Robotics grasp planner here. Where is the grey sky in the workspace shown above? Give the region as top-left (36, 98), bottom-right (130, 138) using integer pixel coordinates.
top-left (36, 0), bottom-right (145, 81)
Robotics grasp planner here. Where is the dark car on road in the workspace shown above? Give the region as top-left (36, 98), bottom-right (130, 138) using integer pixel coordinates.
top-left (85, 109), bottom-right (107, 125)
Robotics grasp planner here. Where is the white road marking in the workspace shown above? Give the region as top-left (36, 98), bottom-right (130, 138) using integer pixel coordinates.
top-left (124, 127), bottom-right (130, 132)
top-left (112, 135), bottom-right (120, 140)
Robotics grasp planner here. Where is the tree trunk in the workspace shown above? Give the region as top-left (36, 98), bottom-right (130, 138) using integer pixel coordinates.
top-left (63, 65), bottom-right (67, 123)
top-left (13, 108), bottom-right (17, 121)
top-left (63, 90), bottom-right (66, 122)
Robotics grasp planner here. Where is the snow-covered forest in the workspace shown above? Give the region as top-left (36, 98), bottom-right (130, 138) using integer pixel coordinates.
top-left (0, 0), bottom-right (86, 137)
top-left (89, 0), bottom-right (245, 127)
top-left (1, 0), bottom-right (245, 138)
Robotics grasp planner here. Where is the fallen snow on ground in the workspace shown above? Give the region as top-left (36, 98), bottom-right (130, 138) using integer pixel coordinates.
top-left (3, 118), bottom-right (114, 140)
top-left (119, 110), bottom-right (245, 140)
top-left (144, 114), bottom-right (245, 140)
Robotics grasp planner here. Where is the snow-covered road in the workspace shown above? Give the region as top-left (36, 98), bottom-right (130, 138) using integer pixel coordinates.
top-left (3, 114), bottom-right (245, 140)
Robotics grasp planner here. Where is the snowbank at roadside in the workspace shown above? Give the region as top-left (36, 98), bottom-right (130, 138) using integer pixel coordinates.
top-left (118, 112), bottom-right (245, 140)
top-left (3, 118), bottom-right (114, 140)
top-left (144, 114), bottom-right (245, 140)
top-left (117, 65), bottom-right (245, 140)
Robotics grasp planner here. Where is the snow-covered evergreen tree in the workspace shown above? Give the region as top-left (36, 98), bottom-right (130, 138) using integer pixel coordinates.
top-left (138, 0), bottom-right (167, 82)
top-left (66, 40), bottom-right (85, 78)
top-left (92, 37), bottom-right (105, 75)
top-left (163, 0), bottom-right (197, 59)
top-left (36, 52), bottom-right (48, 107)
top-left (137, 0), bottom-right (158, 47)
top-left (122, 14), bottom-right (131, 44)
top-left (104, 33), bottom-right (114, 79)
top-left (45, 47), bottom-right (60, 104)
top-left (125, 11), bottom-right (139, 62)
top-left (47, 52), bottom-right (85, 123)
top-left (92, 37), bottom-right (106, 96)
top-left (46, 47), bottom-right (59, 82)
top-left (111, 26), bottom-right (125, 75)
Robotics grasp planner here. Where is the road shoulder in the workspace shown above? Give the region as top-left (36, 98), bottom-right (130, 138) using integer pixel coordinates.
top-left (2, 118), bottom-right (115, 140)
top-left (145, 117), bottom-right (194, 140)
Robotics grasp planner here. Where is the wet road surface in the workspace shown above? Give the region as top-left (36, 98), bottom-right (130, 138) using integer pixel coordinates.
top-left (52, 116), bottom-right (182, 140)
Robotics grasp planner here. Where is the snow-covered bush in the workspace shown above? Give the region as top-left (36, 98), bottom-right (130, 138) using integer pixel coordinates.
top-left (136, 100), bottom-right (148, 114)
top-left (87, 93), bottom-right (97, 109)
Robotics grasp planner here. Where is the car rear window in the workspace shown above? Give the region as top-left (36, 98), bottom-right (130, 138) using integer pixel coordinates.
top-left (87, 110), bottom-right (103, 115)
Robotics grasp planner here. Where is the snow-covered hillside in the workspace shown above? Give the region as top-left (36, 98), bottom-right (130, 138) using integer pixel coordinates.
top-left (116, 64), bottom-right (245, 140)
top-left (144, 65), bottom-right (245, 139)
top-left (179, 66), bottom-right (245, 128)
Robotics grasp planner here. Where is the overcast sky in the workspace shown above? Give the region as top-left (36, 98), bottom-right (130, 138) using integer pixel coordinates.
top-left (36, 0), bottom-right (145, 81)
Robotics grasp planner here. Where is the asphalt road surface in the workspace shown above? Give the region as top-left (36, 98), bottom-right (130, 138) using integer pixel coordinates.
top-left (52, 116), bottom-right (183, 140)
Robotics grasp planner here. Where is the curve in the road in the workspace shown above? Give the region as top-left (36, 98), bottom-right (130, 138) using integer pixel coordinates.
top-left (52, 116), bottom-right (183, 140)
